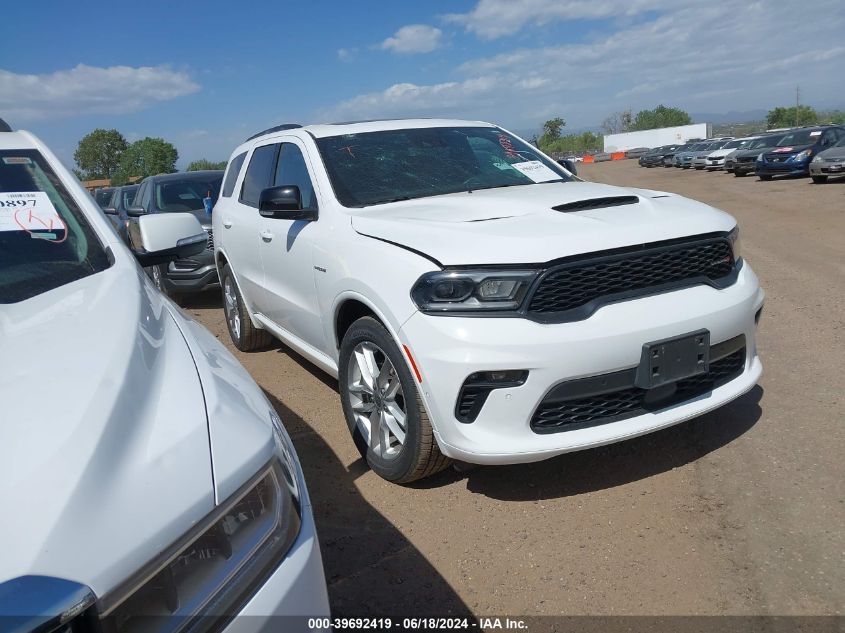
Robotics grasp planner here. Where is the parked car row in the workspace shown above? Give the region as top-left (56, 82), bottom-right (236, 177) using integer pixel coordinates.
top-left (637, 125), bottom-right (845, 183)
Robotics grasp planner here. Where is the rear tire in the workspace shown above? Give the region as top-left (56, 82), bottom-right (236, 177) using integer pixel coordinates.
top-left (734, 171), bottom-right (746, 177)
top-left (811, 175), bottom-right (828, 184)
top-left (339, 317), bottom-right (451, 483)
top-left (148, 264), bottom-right (184, 305)
top-left (758, 174), bottom-right (773, 181)
top-left (220, 264), bottom-right (272, 351)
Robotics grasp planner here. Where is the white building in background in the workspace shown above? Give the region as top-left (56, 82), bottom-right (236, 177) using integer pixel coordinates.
top-left (603, 123), bottom-right (713, 152)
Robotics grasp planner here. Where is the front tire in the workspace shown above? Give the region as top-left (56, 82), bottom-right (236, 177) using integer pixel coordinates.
top-left (220, 264), bottom-right (272, 351)
top-left (339, 317), bottom-right (451, 483)
top-left (811, 175), bottom-right (828, 184)
top-left (758, 174), bottom-right (773, 181)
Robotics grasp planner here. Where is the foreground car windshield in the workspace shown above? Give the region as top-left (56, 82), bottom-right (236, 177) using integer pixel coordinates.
top-left (316, 126), bottom-right (571, 207)
top-left (0, 150), bottom-right (111, 304)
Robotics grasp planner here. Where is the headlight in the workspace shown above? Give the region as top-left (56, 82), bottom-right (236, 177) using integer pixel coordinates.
top-left (792, 149), bottom-right (812, 161)
top-left (411, 269), bottom-right (539, 312)
top-left (756, 153), bottom-right (765, 162)
top-left (98, 454), bottom-right (301, 631)
top-left (812, 154), bottom-right (823, 163)
top-left (727, 225), bottom-right (742, 262)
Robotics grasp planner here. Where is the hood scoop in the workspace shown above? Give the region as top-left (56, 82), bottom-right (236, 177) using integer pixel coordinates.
top-left (552, 196), bottom-right (639, 213)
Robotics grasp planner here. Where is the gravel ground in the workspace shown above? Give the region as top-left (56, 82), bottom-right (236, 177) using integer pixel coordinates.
top-left (185, 160), bottom-right (844, 619)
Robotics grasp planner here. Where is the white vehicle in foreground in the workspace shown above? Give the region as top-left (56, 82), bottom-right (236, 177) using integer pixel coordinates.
top-left (0, 121), bottom-right (329, 631)
top-left (213, 119), bottom-right (764, 483)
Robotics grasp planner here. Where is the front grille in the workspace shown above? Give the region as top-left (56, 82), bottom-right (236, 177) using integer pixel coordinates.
top-left (205, 228), bottom-right (214, 251)
top-left (527, 237), bottom-right (735, 320)
top-left (531, 347), bottom-right (746, 432)
top-left (737, 156), bottom-right (756, 163)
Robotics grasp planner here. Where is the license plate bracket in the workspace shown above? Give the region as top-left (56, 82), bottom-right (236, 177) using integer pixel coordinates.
top-left (635, 330), bottom-right (710, 389)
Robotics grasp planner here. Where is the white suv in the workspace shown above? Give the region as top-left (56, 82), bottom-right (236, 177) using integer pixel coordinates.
top-left (0, 121), bottom-right (329, 629)
top-left (213, 119), bottom-right (764, 483)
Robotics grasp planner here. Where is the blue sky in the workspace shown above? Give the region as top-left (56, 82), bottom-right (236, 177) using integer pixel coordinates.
top-left (2, 0), bottom-right (843, 169)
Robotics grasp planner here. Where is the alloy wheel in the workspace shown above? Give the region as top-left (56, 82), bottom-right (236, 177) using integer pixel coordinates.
top-left (223, 277), bottom-right (241, 341)
top-left (346, 341), bottom-right (407, 460)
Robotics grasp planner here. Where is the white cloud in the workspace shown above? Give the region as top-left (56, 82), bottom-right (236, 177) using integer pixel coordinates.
top-left (381, 24), bottom-right (443, 54)
top-left (337, 48), bottom-right (357, 62)
top-left (0, 64), bottom-right (200, 122)
top-left (443, 0), bottom-right (683, 39)
top-left (326, 2), bottom-right (845, 129)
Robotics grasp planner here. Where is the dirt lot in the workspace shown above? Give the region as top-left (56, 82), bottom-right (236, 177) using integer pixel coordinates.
top-left (187, 161), bottom-right (844, 618)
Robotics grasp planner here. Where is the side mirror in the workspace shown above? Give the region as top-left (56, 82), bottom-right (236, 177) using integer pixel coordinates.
top-left (127, 205), bottom-right (147, 218)
top-left (103, 206), bottom-right (118, 216)
top-left (131, 213), bottom-right (208, 267)
top-left (258, 185), bottom-right (317, 221)
top-left (559, 159), bottom-right (578, 176)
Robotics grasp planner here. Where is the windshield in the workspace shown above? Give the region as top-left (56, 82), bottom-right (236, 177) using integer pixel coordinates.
top-left (120, 185), bottom-right (139, 209)
top-left (154, 176), bottom-right (221, 213)
top-left (315, 126), bottom-right (572, 207)
top-left (94, 188), bottom-right (113, 207)
top-left (748, 136), bottom-right (780, 150)
top-left (777, 130), bottom-right (822, 147)
top-left (724, 139), bottom-right (751, 149)
top-left (835, 136), bottom-right (845, 148)
top-left (0, 150), bottom-right (112, 304)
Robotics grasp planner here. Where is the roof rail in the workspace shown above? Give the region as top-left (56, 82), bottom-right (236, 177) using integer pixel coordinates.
top-left (0, 118), bottom-right (12, 132)
top-left (245, 123), bottom-right (302, 142)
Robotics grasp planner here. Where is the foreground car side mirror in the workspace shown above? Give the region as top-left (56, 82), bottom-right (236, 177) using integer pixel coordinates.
top-left (558, 159), bottom-right (578, 176)
top-left (127, 205), bottom-right (147, 217)
top-left (103, 206), bottom-right (118, 216)
top-left (131, 213), bottom-right (208, 267)
top-left (259, 185), bottom-right (317, 221)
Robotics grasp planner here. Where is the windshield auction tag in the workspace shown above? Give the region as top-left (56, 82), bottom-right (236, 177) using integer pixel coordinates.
top-left (510, 161), bottom-right (561, 183)
top-left (0, 191), bottom-right (66, 240)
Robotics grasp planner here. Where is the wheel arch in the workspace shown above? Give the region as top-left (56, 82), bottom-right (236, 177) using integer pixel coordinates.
top-left (215, 247), bottom-right (261, 328)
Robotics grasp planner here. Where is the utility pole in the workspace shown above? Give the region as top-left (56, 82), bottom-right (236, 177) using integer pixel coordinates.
top-left (795, 85), bottom-right (801, 126)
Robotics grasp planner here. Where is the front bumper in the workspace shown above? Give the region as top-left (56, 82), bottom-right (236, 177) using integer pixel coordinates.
top-left (398, 264), bottom-right (764, 465)
top-left (756, 159), bottom-right (810, 176)
top-left (809, 161), bottom-right (845, 177)
top-left (705, 158), bottom-right (725, 170)
top-left (165, 248), bottom-right (220, 293)
top-left (734, 161), bottom-right (757, 175)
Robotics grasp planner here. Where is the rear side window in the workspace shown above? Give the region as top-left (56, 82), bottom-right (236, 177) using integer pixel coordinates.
top-left (0, 150), bottom-right (112, 304)
top-left (221, 152), bottom-right (247, 198)
top-left (240, 144), bottom-right (279, 207)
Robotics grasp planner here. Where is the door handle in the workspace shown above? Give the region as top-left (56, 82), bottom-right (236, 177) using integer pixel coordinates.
top-left (260, 230), bottom-right (274, 242)
top-left (222, 219), bottom-right (232, 229)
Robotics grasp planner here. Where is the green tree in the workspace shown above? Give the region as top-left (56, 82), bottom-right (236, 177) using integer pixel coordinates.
top-left (629, 105), bottom-right (692, 131)
top-left (766, 105), bottom-right (818, 128)
top-left (112, 137), bottom-right (179, 185)
top-left (542, 117), bottom-right (566, 140)
top-left (538, 131), bottom-right (602, 154)
top-left (827, 110), bottom-right (845, 125)
top-left (73, 128), bottom-right (128, 180)
top-left (186, 159), bottom-right (227, 171)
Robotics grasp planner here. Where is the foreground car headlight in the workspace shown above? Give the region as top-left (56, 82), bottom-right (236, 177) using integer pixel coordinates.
top-left (98, 454), bottom-right (301, 631)
top-left (727, 225), bottom-right (742, 262)
top-left (411, 269), bottom-right (539, 312)
top-left (792, 149), bottom-right (813, 161)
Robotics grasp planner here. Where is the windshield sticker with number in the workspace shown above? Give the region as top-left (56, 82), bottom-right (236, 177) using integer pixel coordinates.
top-left (0, 192), bottom-right (67, 242)
top-left (510, 161), bottom-right (562, 183)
